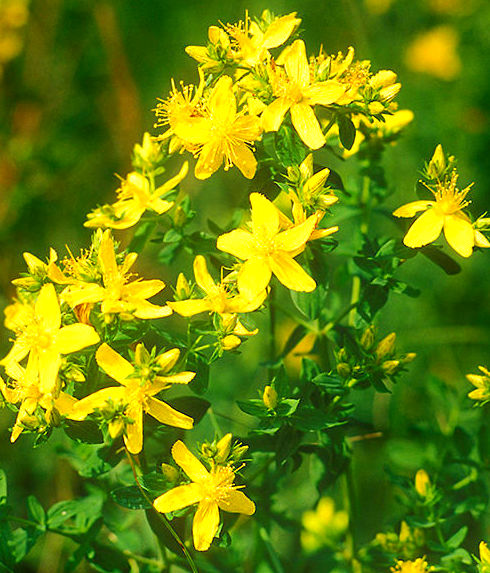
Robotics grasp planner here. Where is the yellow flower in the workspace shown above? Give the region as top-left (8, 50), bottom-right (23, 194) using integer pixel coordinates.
top-left (168, 255), bottom-right (266, 317)
top-left (61, 230), bottom-right (172, 319)
top-left (85, 163), bottom-right (188, 230)
top-left (262, 39), bottom-right (345, 149)
top-left (1, 283), bottom-right (99, 394)
top-left (69, 343), bottom-right (194, 454)
top-left (415, 469), bottom-right (431, 497)
top-left (393, 170), bottom-right (482, 257)
top-left (186, 25), bottom-right (232, 71)
top-left (480, 541), bottom-right (490, 572)
top-left (405, 26), bottom-right (461, 81)
top-left (0, 361), bottom-right (77, 442)
top-left (217, 192), bottom-right (318, 298)
top-left (153, 440), bottom-right (255, 551)
top-left (466, 366), bottom-right (490, 403)
top-left (174, 75), bottom-right (262, 180)
top-left (301, 497), bottom-right (349, 552)
top-left (391, 557), bottom-right (430, 572)
top-left (226, 10), bottom-right (301, 67)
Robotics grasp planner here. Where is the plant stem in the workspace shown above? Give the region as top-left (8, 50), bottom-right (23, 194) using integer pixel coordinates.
top-left (259, 526), bottom-right (284, 573)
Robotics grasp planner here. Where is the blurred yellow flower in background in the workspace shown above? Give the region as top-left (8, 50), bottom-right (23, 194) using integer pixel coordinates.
top-left (391, 557), bottom-right (430, 572)
top-left (301, 497), bottom-right (348, 552)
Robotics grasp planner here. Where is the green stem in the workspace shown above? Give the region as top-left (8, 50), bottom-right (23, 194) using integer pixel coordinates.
top-left (341, 464), bottom-right (362, 573)
top-left (259, 527), bottom-right (284, 573)
top-left (125, 450), bottom-right (198, 573)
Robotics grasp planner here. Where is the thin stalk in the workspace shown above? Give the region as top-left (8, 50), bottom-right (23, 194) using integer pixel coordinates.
top-left (125, 450), bottom-right (198, 573)
top-left (341, 465), bottom-right (362, 573)
top-left (259, 527), bottom-right (284, 573)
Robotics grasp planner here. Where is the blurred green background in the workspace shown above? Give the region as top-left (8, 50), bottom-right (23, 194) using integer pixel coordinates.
top-left (0, 0), bottom-right (489, 570)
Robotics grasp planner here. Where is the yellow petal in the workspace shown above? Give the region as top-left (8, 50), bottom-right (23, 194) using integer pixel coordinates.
top-left (217, 229), bottom-right (256, 260)
top-left (193, 256), bottom-right (218, 296)
top-left (1, 339), bottom-right (30, 365)
top-left (250, 193), bottom-right (280, 241)
top-left (146, 398), bottom-right (194, 429)
top-left (56, 324), bottom-right (99, 355)
top-left (99, 231), bottom-right (119, 285)
top-left (124, 402), bottom-right (143, 454)
top-left (153, 372), bottom-right (195, 388)
top-left (237, 257), bottom-right (272, 298)
top-left (270, 252), bottom-right (316, 292)
top-left (96, 343), bottom-right (134, 384)
top-left (36, 284), bottom-right (61, 331)
top-left (207, 76), bottom-right (236, 125)
top-left (154, 483), bottom-right (202, 513)
top-left (54, 392), bottom-right (78, 416)
top-left (474, 230), bottom-right (490, 248)
top-left (403, 208), bottom-right (444, 248)
top-left (168, 299), bottom-right (213, 317)
top-left (303, 167), bottom-right (330, 196)
top-left (443, 213), bottom-right (475, 258)
top-left (62, 284), bottom-right (106, 307)
top-left (174, 117), bottom-right (212, 145)
top-left (290, 103), bottom-right (325, 150)
top-left (171, 440), bottom-right (210, 482)
top-left (480, 541), bottom-right (490, 563)
top-left (147, 198), bottom-right (174, 215)
top-left (284, 39), bottom-right (309, 88)
top-left (217, 490), bottom-right (255, 515)
top-left (393, 200), bottom-right (434, 218)
top-left (124, 279), bottom-right (165, 300)
top-left (195, 141), bottom-right (224, 180)
top-left (38, 350), bottom-right (62, 394)
top-left (132, 302), bottom-right (173, 319)
top-left (229, 141), bottom-right (257, 180)
top-left (303, 81), bottom-right (345, 106)
top-left (155, 161), bottom-right (189, 195)
top-left (232, 115), bottom-right (262, 141)
top-left (275, 215), bottom-right (317, 252)
top-left (193, 501), bottom-right (220, 551)
top-left (262, 12), bottom-right (300, 49)
top-left (68, 387), bottom-right (126, 421)
top-left (262, 97), bottom-right (291, 132)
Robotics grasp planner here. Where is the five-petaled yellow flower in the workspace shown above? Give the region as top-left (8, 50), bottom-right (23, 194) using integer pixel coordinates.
top-left (168, 255), bottom-right (266, 317)
top-left (1, 283), bottom-right (99, 394)
top-left (391, 557), bottom-right (430, 573)
top-left (61, 230), bottom-right (172, 319)
top-left (217, 192), bottom-right (318, 298)
top-left (262, 39), bottom-right (345, 149)
top-left (85, 163), bottom-right (188, 230)
top-left (393, 170), bottom-right (488, 258)
top-left (174, 75), bottom-right (262, 180)
top-left (153, 440), bottom-right (255, 551)
top-left (69, 343), bottom-right (194, 454)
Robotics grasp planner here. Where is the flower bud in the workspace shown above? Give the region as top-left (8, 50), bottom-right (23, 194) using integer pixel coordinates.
top-left (375, 332), bottom-right (396, 360)
top-left (45, 407), bottom-right (61, 427)
top-left (108, 418), bottom-right (125, 439)
top-left (175, 273), bottom-right (191, 299)
top-left (161, 463), bottom-right (180, 483)
top-left (263, 385), bottom-right (278, 410)
top-left (216, 433), bottom-right (232, 463)
top-left (156, 348), bottom-right (180, 373)
top-left (379, 83), bottom-right (401, 103)
top-left (173, 205), bottom-right (187, 227)
top-left (427, 144), bottom-right (446, 179)
top-left (336, 362), bottom-right (351, 378)
top-left (415, 469), bottom-right (431, 498)
top-left (221, 334), bottom-right (241, 351)
top-left (360, 325), bottom-right (376, 351)
top-left (401, 352), bottom-right (417, 364)
top-left (382, 359), bottom-right (400, 374)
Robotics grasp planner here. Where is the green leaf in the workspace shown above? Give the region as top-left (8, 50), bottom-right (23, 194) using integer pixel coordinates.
top-left (236, 400), bottom-right (266, 418)
top-left (145, 509), bottom-right (187, 557)
top-left (47, 494), bottom-right (104, 533)
top-left (337, 115), bottom-right (356, 150)
top-left (290, 285), bottom-right (327, 321)
top-left (110, 486), bottom-right (151, 510)
top-left (128, 221), bottom-right (155, 254)
top-left (187, 355), bottom-right (209, 395)
top-left (0, 471), bottom-right (6, 504)
top-left (140, 472), bottom-right (172, 495)
top-left (88, 543), bottom-right (131, 573)
top-left (274, 124), bottom-right (308, 167)
top-left (275, 399), bottom-right (300, 417)
top-left (301, 358), bottom-right (322, 383)
top-left (63, 420), bottom-right (104, 444)
top-left (292, 406), bottom-right (348, 431)
top-left (166, 396), bottom-right (210, 425)
top-left (445, 525), bottom-right (468, 549)
top-left (421, 245), bottom-right (461, 275)
top-left (26, 496), bottom-right (45, 531)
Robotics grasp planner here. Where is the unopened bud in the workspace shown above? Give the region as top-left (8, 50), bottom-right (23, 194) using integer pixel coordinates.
top-left (156, 348), bottom-right (180, 372)
top-left (46, 407), bottom-right (61, 427)
top-left (427, 144), bottom-right (446, 179)
top-left (379, 83), bottom-right (401, 103)
top-left (415, 469), bottom-right (431, 498)
top-left (336, 362), bottom-right (351, 378)
top-left (221, 334), bottom-right (241, 351)
top-left (263, 385), bottom-right (278, 409)
top-left (175, 273), bottom-right (191, 299)
top-left (233, 444), bottom-right (249, 461)
top-left (216, 433), bottom-right (232, 462)
top-left (370, 69), bottom-right (397, 89)
top-left (368, 101), bottom-right (385, 114)
top-left (173, 206), bottom-right (187, 227)
top-left (375, 332), bottom-right (396, 360)
top-left (337, 348), bottom-right (348, 362)
top-left (108, 418), bottom-right (125, 439)
top-left (382, 359), bottom-right (400, 374)
top-left (360, 325), bottom-right (376, 351)
top-left (161, 463), bottom-right (180, 483)
top-left (401, 352), bottom-right (417, 364)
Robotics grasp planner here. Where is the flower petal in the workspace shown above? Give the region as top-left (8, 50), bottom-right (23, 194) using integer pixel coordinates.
top-left (36, 284), bottom-right (61, 331)
top-left (290, 103), bottom-right (325, 150)
top-left (208, 76), bottom-right (236, 125)
top-left (132, 302), bottom-right (172, 319)
top-left (250, 193), bottom-right (280, 241)
top-left (217, 229), bottom-right (256, 260)
top-left (237, 257), bottom-right (272, 298)
top-left (96, 343), bottom-right (134, 385)
top-left (270, 252), bottom-right (316, 292)
top-left (228, 141), bottom-right (257, 180)
top-left (443, 213), bottom-right (475, 258)
top-left (146, 398), bottom-right (194, 429)
top-left (68, 387), bottom-right (126, 421)
top-left (195, 141), bottom-right (224, 180)
top-left (275, 215), bottom-right (317, 252)
top-left (262, 97), bottom-right (291, 132)
top-left (393, 200), bottom-right (434, 218)
top-left (474, 230), bottom-right (490, 248)
top-left (154, 483), bottom-right (202, 514)
top-left (217, 490), bottom-right (256, 515)
top-left (403, 208), bottom-right (444, 248)
top-left (171, 440), bottom-right (209, 482)
top-left (156, 161), bottom-right (189, 195)
top-left (99, 232), bottom-right (119, 286)
top-left (303, 81), bottom-right (345, 105)
top-left (167, 299), bottom-right (212, 317)
top-left (193, 501), bottom-right (220, 551)
top-left (62, 284), bottom-right (106, 307)
top-left (124, 402), bottom-right (144, 454)
top-left (56, 324), bottom-right (99, 355)
top-left (193, 256), bottom-right (218, 296)
top-left (284, 39), bottom-right (309, 88)
top-left (262, 12), bottom-right (300, 49)
top-left (38, 350), bottom-right (62, 394)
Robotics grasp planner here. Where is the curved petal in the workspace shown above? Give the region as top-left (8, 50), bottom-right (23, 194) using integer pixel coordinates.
top-left (275, 215), bottom-right (317, 252)
top-left (68, 387), bottom-right (126, 421)
top-left (443, 213), bottom-right (475, 258)
top-left (250, 193), bottom-right (280, 241)
top-left (38, 350), bottom-right (61, 394)
top-left (237, 257), bottom-right (272, 299)
top-left (290, 103), bottom-right (325, 150)
top-left (193, 501), bottom-right (220, 551)
top-left (123, 279), bottom-right (165, 300)
top-left (56, 324), bottom-right (99, 355)
top-left (403, 208), bottom-right (444, 248)
top-left (156, 161), bottom-right (189, 195)
top-left (62, 284), bottom-right (106, 307)
top-left (152, 372), bottom-right (195, 391)
top-left (147, 198), bottom-right (174, 215)
top-left (54, 392), bottom-right (78, 416)
top-left (262, 97), bottom-right (291, 132)
top-left (171, 440), bottom-right (209, 482)
top-left (217, 229), bottom-right (256, 260)
top-left (303, 81), bottom-right (345, 106)
top-left (124, 402), bottom-right (143, 454)
top-left (154, 483), bottom-right (202, 514)
top-left (36, 284), bottom-right (61, 331)
top-left (208, 76), bottom-right (236, 124)
top-left (174, 117), bottom-right (212, 145)
top-left (474, 230), bottom-right (490, 248)
top-left (132, 302), bottom-right (173, 319)
top-left (262, 12), bottom-right (300, 49)
top-left (1, 339), bottom-right (30, 365)
top-left (96, 343), bottom-right (134, 384)
top-left (193, 256), bottom-right (218, 296)
top-left (270, 252), bottom-right (316, 292)
top-left (303, 168), bottom-right (330, 196)
top-left (284, 39), bottom-right (309, 88)
top-left (393, 200), bottom-right (434, 218)
top-left (146, 398), bottom-right (194, 429)
top-left (228, 141), bottom-right (257, 180)
top-left (217, 490), bottom-right (256, 515)
top-left (195, 141), bottom-right (224, 180)
top-left (167, 299), bottom-right (212, 317)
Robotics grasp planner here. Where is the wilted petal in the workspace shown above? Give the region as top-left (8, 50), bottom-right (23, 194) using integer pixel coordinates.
top-left (56, 323), bottom-right (99, 354)
top-left (393, 200), bottom-right (434, 218)
top-left (444, 213), bottom-right (475, 258)
top-left (154, 483), bottom-right (202, 513)
top-left (270, 252), bottom-right (316, 292)
top-left (96, 343), bottom-right (134, 384)
top-left (217, 229), bottom-right (256, 260)
top-left (193, 501), bottom-right (220, 551)
top-left (290, 103), bottom-right (325, 150)
top-left (403, 208), bottom-right (444, 248)
top-left (171, 440), bottom-right (210, 482)
top-left (146, 397), bottom-right (194, 429)
top-left (218, 490), bottom-right (255, 515)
